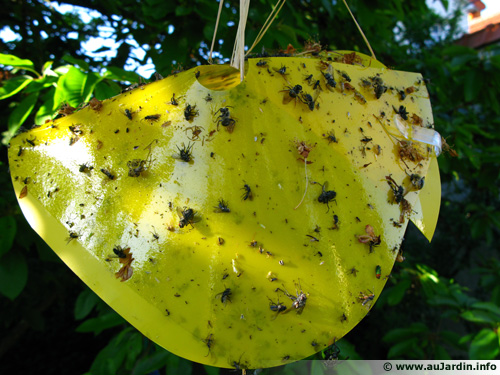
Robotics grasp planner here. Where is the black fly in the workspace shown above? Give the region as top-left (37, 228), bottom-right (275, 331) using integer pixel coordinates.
top-left (124, 109), bottom-right (133, 120)
top-left (316, 181), bottom-right (337, 212)
top-left (100, 168), bottom-right (115, 180)
top-left (386, 175), bottom-right (405, 204)
top-left (394, 105), bottom-right (409, 120)
top-left (274, 65), bottom-right (287, 75)
top-left (268, 297), bottom-right (287, 319)
top-left (184, 104), bottom-right (199, 121)
top-left (337, 70), bottom-right (351, 82)
top-left (281, 85), bottom-right (302, 105)
top-left (79, 163), bottom-right (93, 174)
top-left (177, 206), bottom-right (198, 228)
top-left (144, 114), bottom-right (160, 121)
top-left (168, 93), bottom-right (179, 106)
top-left (113, 246), bottom-right (127, 258)
top-left (241, 184), bottom-right (252, 200)
top-left (322, 72), bottom-right (337, 89)
top-left (215, 288), bottom-right (232, 305)
top-left (202, 334), bottom-right (214, 357)
top-left (409, 173), bottom-right (425, 190)
top-left (66, 231), bottom-right (79, 244)
top-left (300, 93), bottom-right (315, 111)
top-left (324, 130), bottom-right (338, 144)
top-left (214, 199), bottom-right (230, 213)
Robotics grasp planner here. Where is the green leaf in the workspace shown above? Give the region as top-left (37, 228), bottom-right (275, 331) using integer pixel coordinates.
top-left (202, 365), bottom-right (221, 375)
top-left (103, 67), bottom-right (141, 83)
top-left (0, 250), bottom-right (28, 300)
top-left (0, 54), bottom-right (38, 75)
top-left (165, 351), bottom-right (193, 375)
top-left (459, 332), bottom-right (476, 345)
top-left (41, 61), bottom-right (54, 76)
top-left (427, 294), bottom-right (460, 308)
top-left (94, 80), bottom-right (122, 100)
top-left (75, 311), bottom-right (126, 334)
top-left (320, 0), bottom-right (334, 17)
top-left (82, 72), bottom-right (103, 103)
top-left (383, 323), bottom-right (428, 343)
top-left (491, 285), bottom-right (500, 307)
top-left (131, 349), bottom-right (170, 375)
top-left (123, 331), bottom-right (143, 369)
top-left (464, 69), bottom-right (482, 102)
top-left (89, 329), bottom-right (132, 375)
top-left (440, 330), bottom-right (465, 350)
top-left (35, 87), bottom-right (56, 124)
top-left (23, 76), bottom-right (57, 94)
top-left (471, 301), bottom-right (500, 316)
top-left (0, 216), bottom-right (16, 258)
top-left (469, 329), bottom-right (500, 360)
top-left (62, 55), bottom-right (90, 71)
top-left (175, 5), bottom-right (193, 16)
top-left (5, 92), bottom-right (39, 142)
top-left (434, 345), bottom-right (451, 360)
top-left (387, 338), bottom-right (419, 359)
top-left (53, 66), bottom-right (88, 108)
top-left (386, 278), bottom-right (411, 306)
top-left (0, 76), bottom-right (33, 100)
top-left (74, 287), bottom-right (100, 320)
top-left (438, 0), bottom-right (449, 11)
top-left (461, 310), bottom-right (499, 324)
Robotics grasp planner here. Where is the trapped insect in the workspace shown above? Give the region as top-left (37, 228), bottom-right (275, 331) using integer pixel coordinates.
top-left (172, 142), bottom-right (194, 162)
top-left (324, 130), bottom-right (338, 144)
top-left (300, 93), bottom-right (315, 111)
top-left (281, 84), bottom-right (303, 105)
top-left (316, 181), bottom-right (337, 212)
top-left (241, 183), bottom-right (252, 200)
top-left (184, 104), bottom-right (199, 121)
top-left (276, 281), bottom-right (308, 314)
top-left (359, 290), bottom-right (375, 306)
top-left (386, 175), bottom-right (405, 204)
top-left (215, 288), bottom-right (232, 305)
top-left (177, 206), bottom-right (199, 228)
top-left (214, 107), bottom-right (236, 132)
top-left (214, 199), bottom-right (230, 213)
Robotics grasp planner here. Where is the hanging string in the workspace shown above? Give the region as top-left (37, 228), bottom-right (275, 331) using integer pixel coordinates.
top-left (245, 0), bottom-right (287, 57)
top-left (341, 0), bottom-right (377, 60)
top-left (209, 0), bottom-right (225, 64)
top-left (230, 0), bottom-right (251, 81)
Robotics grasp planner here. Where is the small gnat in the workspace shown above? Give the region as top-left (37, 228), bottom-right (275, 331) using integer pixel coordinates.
top-left (260, 223), bottom-right (266, 229)
top-left (320, 261), bottom-right (325, 265)
top-left (240, 314), bottom-right (245, 320)
top-left (254, 136), bottom-right (258, 142)
top-left (278, 183), bottom-right (283, 189)
top-left (347, 112), bottom-right (351, 118)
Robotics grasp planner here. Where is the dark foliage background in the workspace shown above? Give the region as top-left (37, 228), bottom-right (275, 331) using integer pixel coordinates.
top-left (1, 0), bottom-right (499, 374)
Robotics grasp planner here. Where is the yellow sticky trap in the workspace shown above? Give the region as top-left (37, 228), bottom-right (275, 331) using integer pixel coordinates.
top-left (8, 51), bottom-right (441, 369)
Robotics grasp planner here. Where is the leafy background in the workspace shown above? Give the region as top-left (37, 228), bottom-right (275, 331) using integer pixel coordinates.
top-left (1, 0), bottom-right (499, 373)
